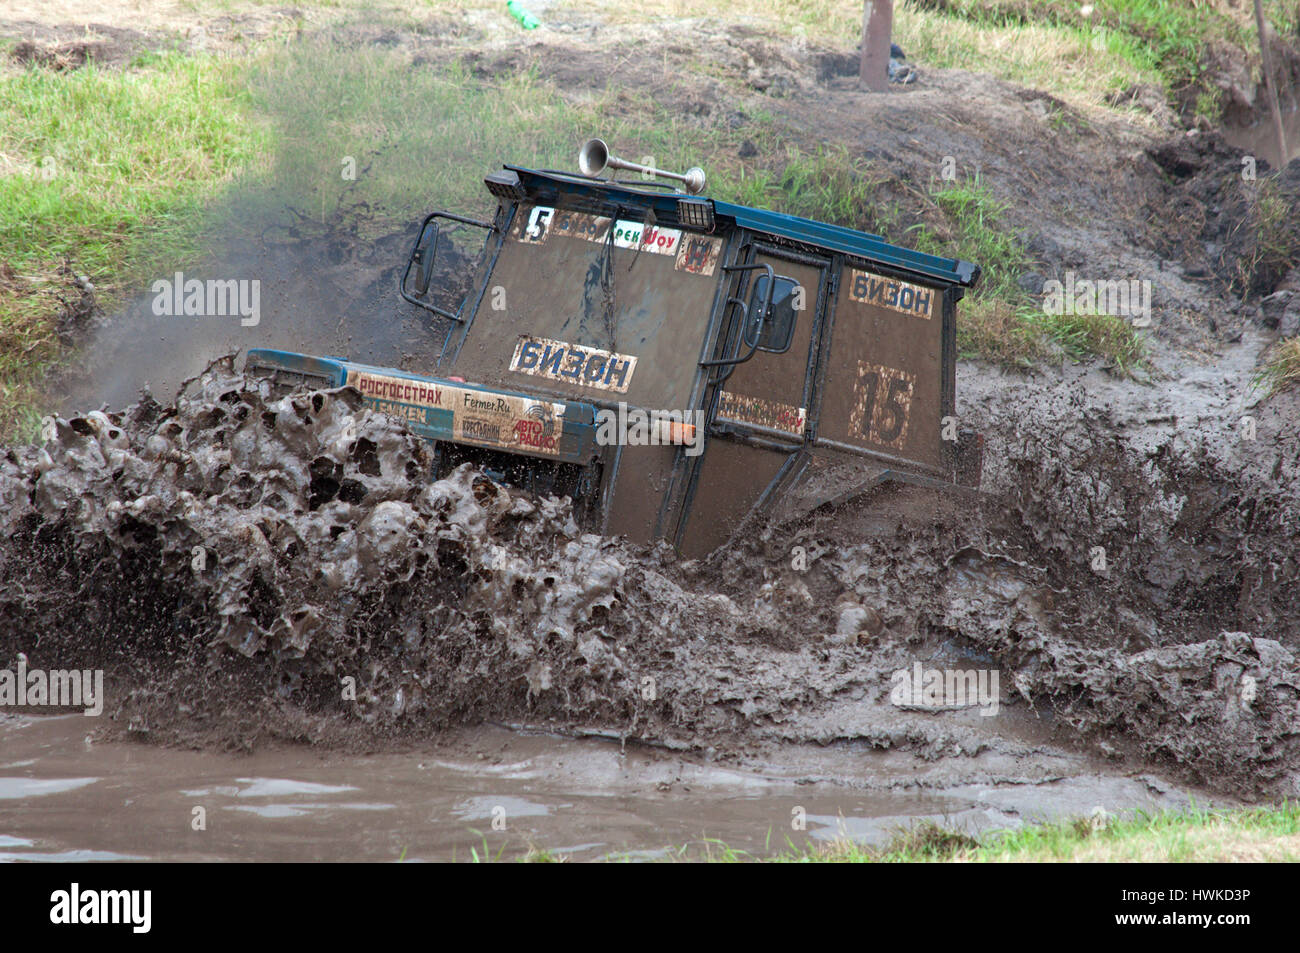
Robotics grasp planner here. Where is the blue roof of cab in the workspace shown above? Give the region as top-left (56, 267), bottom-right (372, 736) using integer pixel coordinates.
top-left (507, 165), bottom-right (980, 289)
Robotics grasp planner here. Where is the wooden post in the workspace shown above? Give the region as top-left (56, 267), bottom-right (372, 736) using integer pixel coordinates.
top-left (860, 0), bottom-right (894, 92)
top-left (1254, 0), bottom-right (1289, 164)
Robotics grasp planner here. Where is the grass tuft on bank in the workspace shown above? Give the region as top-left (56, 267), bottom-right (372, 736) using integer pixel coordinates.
top-left (1255, 338), bottom-right (1300, 395)
top-left (905, 174), bottom-right (1147, 370)
top-left (640, 802), bottom-right (1300, 863)
top-left (0, 51), bottom-right (264, 437)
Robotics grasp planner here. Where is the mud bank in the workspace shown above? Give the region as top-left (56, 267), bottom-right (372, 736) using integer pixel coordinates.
top-left (2, 362), bottom-right (1298, 798)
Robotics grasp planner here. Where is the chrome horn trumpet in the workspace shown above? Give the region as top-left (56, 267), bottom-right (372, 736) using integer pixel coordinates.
top-left (578, 138), bottom-right (706, 195)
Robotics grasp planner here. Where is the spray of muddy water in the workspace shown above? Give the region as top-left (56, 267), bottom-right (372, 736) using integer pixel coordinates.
top-left (61, 29), bottom-right (493, 414)
top-left (9, 361), bottom-right (702, 745)
top-left (4, 362), bottom-right (1300, 797)
top-left (64, 206), bottom-right (461, 414)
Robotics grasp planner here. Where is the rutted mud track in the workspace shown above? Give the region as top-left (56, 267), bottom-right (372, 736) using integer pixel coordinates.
top-left (3, 358), bottom-right (1298, 797)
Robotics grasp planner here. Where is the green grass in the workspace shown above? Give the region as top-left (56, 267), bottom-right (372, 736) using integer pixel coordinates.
top-left (909, 0), bottom-right (1223, 75)
top-left (412, 803), bottom-right (1300, 861)
top-left (901, 174), bottom-right (1148, 371)
top-left (956, 802), bottom-right (1300, 863)
top-left (1033, 311), bottom-right (1146, 374)
top-left (898, 3), bottom-right (1162, 108)
top-left (0, 51), bottom-right (265, 437)
top-left (0, 52), bottom-right (263, 293)
top-left (457, 830), bottom-right (565, 863)
top-left (716, 144), bottom-right (888, 234)
top-left (904, 0), bottom-right (1296, 112)
top-left (904, 176), bottom-right (1046, 364)
top-left (1231, 179), bottom-right (1300, 296)
top-left (653, 802), bottom-right (1300, 862)
top-left (910, 176), bottom-right (1026, 302)
top-left (1254, 338), bottom-right (1300, 395)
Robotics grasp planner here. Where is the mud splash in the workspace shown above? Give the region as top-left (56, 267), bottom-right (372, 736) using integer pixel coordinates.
top-left (3, 359), bottom-right (710, 746)
top-left (2, 360), bottom-right (1299, 797)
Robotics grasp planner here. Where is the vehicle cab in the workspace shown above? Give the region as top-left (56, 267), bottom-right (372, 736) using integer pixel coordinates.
top-left (249, 148), bottom-right (982, 557)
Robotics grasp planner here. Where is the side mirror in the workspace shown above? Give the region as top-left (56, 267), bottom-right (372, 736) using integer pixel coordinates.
top-left (743, 274), bottom-right (799, 354)
top-left (412, 222), bottom-right (440, 296)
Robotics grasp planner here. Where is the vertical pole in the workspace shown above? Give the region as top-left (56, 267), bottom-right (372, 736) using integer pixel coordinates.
top-left (1254, 0), bottom-right (1289, 164)
top-left (860, 0), bottom-right (894, 93)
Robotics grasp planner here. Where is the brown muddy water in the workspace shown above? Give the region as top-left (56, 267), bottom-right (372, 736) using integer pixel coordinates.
top-left (1, 712), bottom-right (1206, 862)
top-left (1224, 105), bottom-right (1300, 168)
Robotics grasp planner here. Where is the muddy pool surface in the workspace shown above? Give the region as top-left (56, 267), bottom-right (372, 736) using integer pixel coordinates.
top-left (2, 713), bottom-right (1206, 861)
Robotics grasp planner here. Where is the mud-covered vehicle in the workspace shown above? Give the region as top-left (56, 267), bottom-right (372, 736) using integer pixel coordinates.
top-left (248, 141), bottom-right (983, 557)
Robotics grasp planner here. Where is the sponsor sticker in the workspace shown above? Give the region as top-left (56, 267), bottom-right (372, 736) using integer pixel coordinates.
top-left (454, 388), bottom-right (565, 456)
top-left (609, 218), bottom-right (682, 253)
top-left (346, 369), bottom-right (567, 458)
top-left (550, 210), bottom-right (610, 244)
top-left (509, 205), bottom-right (720, 275)
top-left (846, 268), bottom-right (936, 320)
top-left (717, 391), bottom-right (806, 435)
top-left (675, 234), bottom-right (723, 276)
top-left (347, 370), bottom-right (448, 426)
top-left (509, 335), bottom-right (638, 393)
top-left (510, 206), bottom-right (684, 257)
